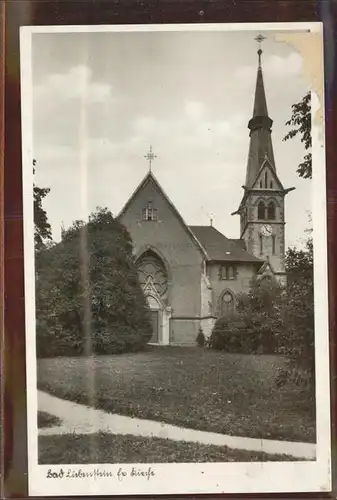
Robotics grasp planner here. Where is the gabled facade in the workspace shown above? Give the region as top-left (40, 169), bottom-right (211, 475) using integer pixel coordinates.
top-left (117, 172), bottom-right (208, 345)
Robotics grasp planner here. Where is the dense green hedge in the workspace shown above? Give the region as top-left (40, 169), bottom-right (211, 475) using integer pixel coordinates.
top-left (35, 208), bottom-right (152, 357)
top-left (210, 315), bottom-right (278, 354)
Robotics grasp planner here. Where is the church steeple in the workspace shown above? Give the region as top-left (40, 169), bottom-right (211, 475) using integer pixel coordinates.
top-left (245, 43), bottom-right (276, 187)
top-left (232, 36), bottom-right (295, 284)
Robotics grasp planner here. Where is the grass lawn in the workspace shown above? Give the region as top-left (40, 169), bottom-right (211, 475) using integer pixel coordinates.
top-left (39, 432), bottom-right (299, 464)
top-left (38, 411), bottom-right (62, 428)
top-left (37, 346), bottom-right (316, 443)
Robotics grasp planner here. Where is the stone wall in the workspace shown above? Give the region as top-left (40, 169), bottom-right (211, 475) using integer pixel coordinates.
top-left (207, 261), bottom-right (257, 315)
top-left (170, 318), bottom-right (200, 345)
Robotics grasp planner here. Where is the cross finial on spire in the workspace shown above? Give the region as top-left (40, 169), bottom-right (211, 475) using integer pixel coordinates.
top-left (144, 145), bottom-right (157, 172)
top-left (255, 34), bottom-right (266, 67)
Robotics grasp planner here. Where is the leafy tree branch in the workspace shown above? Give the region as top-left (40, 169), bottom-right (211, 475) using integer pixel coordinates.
top-left (283, 91), bottom-right (312, 179)
top-left (33, 159), bottom-right (53, 251)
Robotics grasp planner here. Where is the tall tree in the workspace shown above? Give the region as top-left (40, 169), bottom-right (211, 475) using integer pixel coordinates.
top-left (283, 238), bottom-right (314, 362)
top-left (210, 238), bottom-right (315, 393)
top-left (35, 207), bottom-right (152, 357)
top-left (283, 91), bottom-right (312, 179)
top-left (33, 159), bottom-right (52, 250)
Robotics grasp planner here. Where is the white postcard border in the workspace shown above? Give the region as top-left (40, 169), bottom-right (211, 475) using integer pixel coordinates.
top-left (20, 22), bottom-right (331, 496)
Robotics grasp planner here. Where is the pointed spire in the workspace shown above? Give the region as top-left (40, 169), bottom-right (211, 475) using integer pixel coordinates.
top-left (244, 37), bottom-right (276, 188)
top-left (252, 50), bottom-right (269, 118)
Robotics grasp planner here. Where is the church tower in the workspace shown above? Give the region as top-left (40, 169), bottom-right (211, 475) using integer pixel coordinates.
top-left (233, 38), bottom-right (294, 282)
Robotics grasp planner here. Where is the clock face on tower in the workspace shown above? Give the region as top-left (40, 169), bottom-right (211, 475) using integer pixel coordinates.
top-left (260, 224), bottom-right (273, 237)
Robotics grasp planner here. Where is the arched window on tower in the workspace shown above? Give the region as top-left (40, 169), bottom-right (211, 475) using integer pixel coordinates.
top-left (267, 201), bottom-right (276, 220)
top-left (258, 201), bottom-right (266, 220)
top-left (220, 290), bottom-right (235, 317)
top-left (272, 235), bottom-right (276, 255)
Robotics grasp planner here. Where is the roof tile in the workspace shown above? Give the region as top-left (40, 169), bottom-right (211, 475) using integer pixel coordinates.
top-left (189, 225), bottom-right (262, 263)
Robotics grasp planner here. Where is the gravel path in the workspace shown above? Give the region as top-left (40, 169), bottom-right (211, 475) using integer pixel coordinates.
top-left (38, 390), bottom-right (316, 460)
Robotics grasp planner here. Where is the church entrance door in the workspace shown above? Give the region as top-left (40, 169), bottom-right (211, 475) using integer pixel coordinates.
top-left (146, 295), bottom-right (161, 344)
top-left (137, 249), bottom-right (171, 345)
top-left (150, 310), bottom-right (159, 343)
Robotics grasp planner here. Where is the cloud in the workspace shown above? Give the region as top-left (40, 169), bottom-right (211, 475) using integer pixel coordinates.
top-left (131, 107), bottom-right (243, 145)
top-left (185, 101), bottom-right (204, 120)
top-left (34, 64), bottom-right (113, 108)
top-left (267, 52), bottom-right (302, 76)
top-left (211, 120), bottom-right (233, 137)
top-left (123, 109), bottom-right (247, 179)
top-left (87, 137), bottom-right (121, 160)
top-left (235, 65), bottom-right (255, 81)
top-left (235, 51), bottom-right (303, 84)
top-left (132, 116), bottom-right (159, 136)
top-left (33, 65), bottom-right (117, 151)
top-left (36, 144), bottom-right (76, 163)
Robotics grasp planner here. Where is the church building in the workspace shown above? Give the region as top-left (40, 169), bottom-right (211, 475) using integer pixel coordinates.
top-left (117, 44), bottom-right (294, 345)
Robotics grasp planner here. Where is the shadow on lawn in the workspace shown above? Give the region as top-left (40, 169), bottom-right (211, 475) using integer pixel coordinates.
top-left (37, 347), bottom-right (316, 444)
top-left (38, 432), bottom-right (304, 464)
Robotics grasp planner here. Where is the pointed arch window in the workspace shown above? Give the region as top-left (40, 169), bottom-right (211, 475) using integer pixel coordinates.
top-left (137, 250), bottom-right (168, 296)
top-left (264, 171), bottom-right (268, 188)
top-left (258, 201), bottom-right (266, 220)
top-left (220, 290), bottom-right (235, 317)
top-left (267, 201), bottom-right (276, 220)
top-left (142, 201), bottom-right (158, 221)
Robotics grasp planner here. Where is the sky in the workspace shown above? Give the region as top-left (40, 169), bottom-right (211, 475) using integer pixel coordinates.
top-left (31, 27), bottom-right (312, 249)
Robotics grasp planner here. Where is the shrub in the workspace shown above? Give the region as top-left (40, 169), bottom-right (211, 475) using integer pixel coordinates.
top-left (211, 239), bottom-right (315, 397)
top-left (211, 315), bottom-right (249, 353)
top-left (211, 281), bottom-right (284, 355)
top-left (211, 310), bottom-right (282, 354)
top-left (196, 328), bottom-right (205, 347)
top-left (275, 239), bottom-right (315, 393)
top-left (35, 207), bottom-right (152, 357)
